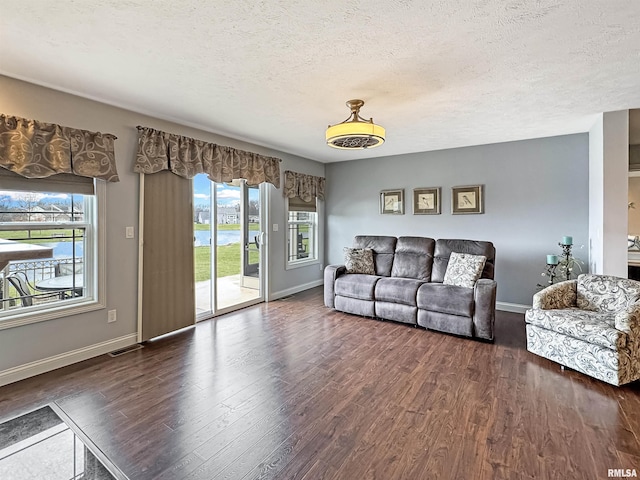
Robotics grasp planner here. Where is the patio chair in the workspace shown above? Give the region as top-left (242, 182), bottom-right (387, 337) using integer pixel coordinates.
top-left (7, 272), bottom-right (61, 307)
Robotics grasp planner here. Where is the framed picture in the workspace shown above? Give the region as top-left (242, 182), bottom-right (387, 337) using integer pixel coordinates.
top-left (413, 187), bottom-right (441, 215)
top-left (452, 185), bottom-right (484, 214)
top-left (380, 189), bottom-right (404, 214)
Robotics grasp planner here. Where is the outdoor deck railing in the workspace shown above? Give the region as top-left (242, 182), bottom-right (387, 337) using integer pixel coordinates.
top-left (0, 258), bottom-right (82, 310)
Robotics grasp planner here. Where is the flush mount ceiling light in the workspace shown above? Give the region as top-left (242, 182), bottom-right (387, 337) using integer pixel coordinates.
top-left (326, 99), bottom-right (385, 150)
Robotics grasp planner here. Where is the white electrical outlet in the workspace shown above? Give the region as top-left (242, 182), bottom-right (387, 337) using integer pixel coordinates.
top-left (273, 224), bottom-right (279, 232)
top-left (108, 310), bottom-right (117, 323)
top-left (125, 226), bottom-right (134, 238)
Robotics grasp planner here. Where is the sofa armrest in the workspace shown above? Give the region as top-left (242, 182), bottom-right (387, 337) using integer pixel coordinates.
top-left (473, 279), bottom-right (497, 341)
top-left (324, 264), bottom-right (346, 308)
top-left (615, 301), bottom-right (640, 337)
top-left (532, 280), bottom-right (577, 310)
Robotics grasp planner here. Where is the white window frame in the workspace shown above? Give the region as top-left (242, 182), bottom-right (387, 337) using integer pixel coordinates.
top-left (0, 181), bottom-right (106, 330)
top-left (285, 198), bottom-right (319, 270)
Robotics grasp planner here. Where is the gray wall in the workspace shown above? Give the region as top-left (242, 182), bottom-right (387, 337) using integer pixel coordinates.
top-left (325, 134), bottom-right (589, 306)
top-left (267, 158), bottom-right (325, 296)
top-left (0, 75), bottom-right (324, 372)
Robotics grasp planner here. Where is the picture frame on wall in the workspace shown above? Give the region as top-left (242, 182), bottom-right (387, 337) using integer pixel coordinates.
top-left (452, 185), bottom-right (484, 214)
top-left (380, 189), bottom-right (405, 214)
top-left (413, 187), bottom-right (441, 215)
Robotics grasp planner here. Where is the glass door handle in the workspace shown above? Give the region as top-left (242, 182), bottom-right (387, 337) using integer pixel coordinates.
top-left (246, 233), bottom-right (261, 251)
top-left (246, 232), bottom-right (265, 251)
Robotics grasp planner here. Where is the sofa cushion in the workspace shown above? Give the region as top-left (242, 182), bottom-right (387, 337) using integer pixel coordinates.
top-left (335, 274), bottom-right (382, 301)
top-left (432, 239), bottom-right (495, 283)
top-left (390, 236), bottom-right (435, 280)
top-left (344, 247), bottom-right (375, 275)
top-left (375, 302), bottom-right (417, 324)
top-left (443, 252), bottom-right (486, 288)
top-left (576, 274), bottom-right (640, 313)
top-left (418, 310), bottom-right (474, 337)
top-left (417, 283), bottom-right (474, 317)
top-left (354, 236), bottom-right (397, 277)
top-left (375, 277), bottom-right (425, 306)
top-left (335, 296), bottom-right (376, 317)
top-left (524, 307), bottom-right (626, 350)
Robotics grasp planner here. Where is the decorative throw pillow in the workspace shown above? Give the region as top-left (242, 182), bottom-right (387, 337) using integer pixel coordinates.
top-left (344, 247), bottom-right (375, 275)
top-left (443, 252), bottom-right (487, 288)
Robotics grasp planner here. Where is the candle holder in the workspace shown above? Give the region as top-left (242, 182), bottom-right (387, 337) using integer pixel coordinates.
top-left (538, 260), bottom-right (559, 289)
top-left (537, 237), bottom-right (583, 289)
top-left (558, 242), bottom-right (574, 281)
top-left (544, 263), bottom-right (558, 285)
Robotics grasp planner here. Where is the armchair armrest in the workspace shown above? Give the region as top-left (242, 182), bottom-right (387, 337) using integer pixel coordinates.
top-left (473, 278), bottom-right (497, 341)
top-left (615, 301), bottom-right (640, 337)
top-left (532, 280), bottom-right (577, 310)
top-left (324, 264), bottom-right (346, 308)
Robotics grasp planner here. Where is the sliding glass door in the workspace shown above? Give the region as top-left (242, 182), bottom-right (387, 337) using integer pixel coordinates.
top-left (194, 175), bottom-right (265, 319)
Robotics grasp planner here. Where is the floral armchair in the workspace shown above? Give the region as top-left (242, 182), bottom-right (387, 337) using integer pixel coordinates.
top-left (525, 274), bottom-right (640, 386)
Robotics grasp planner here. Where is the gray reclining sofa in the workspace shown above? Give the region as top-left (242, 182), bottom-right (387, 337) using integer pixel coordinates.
top-left (324, 236), bottom-right (497, 341)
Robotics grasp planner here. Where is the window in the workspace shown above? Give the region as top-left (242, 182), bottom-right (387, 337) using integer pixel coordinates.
top-left (0, 172), bottom-right (104, 327)
top-left (287, 196), bottom-right (318, 267)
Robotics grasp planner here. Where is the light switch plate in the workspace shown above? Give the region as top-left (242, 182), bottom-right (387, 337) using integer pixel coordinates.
top-left (125, 226), bottom-right (134, 238)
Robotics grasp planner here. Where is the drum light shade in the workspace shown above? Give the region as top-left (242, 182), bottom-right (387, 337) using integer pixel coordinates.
top-left (326, 99), bottom-right (385, 150)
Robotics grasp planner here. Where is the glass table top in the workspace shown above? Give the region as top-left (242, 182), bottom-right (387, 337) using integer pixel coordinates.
top-left (0, 404), bottom-right (127, 480)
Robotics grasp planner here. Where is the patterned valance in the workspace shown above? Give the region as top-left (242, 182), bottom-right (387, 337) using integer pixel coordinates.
top-left (0, 114), bottom-right (119, 182)
top-left (134, 126), bottom-right (281, 188)
top-left (283, 170), bottom-right (325, 202)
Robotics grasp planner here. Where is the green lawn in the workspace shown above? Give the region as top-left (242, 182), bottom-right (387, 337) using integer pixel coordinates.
top-left (194, 242), bottom-right (260, 281)
top-left (195, 243), bottom-right (239, 280)
top-left (194, 223), bottom-right (259, 232)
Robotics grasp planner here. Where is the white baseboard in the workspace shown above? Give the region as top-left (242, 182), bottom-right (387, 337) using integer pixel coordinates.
top-left (496, 301), bottom-right (530, 314)
top-left (0, 333), bottom-right (138, 387)
top-left (269, 279), bottom-right (324, 301)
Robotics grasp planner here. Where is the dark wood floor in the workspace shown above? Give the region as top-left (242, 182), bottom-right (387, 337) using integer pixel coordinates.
top-left (1, 286), bottom-right (640, 479)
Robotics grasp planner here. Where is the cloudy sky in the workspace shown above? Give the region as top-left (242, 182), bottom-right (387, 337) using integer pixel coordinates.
top-left (193, 174), bottom-right (258, 208)
top-left (0, 191), bottom-right (72, 203)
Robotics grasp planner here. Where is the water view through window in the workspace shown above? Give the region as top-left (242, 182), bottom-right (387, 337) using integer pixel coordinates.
top-left (0, 188), bottom-right (93, 315)
top-left (194, 229), bottom-right (242, 246)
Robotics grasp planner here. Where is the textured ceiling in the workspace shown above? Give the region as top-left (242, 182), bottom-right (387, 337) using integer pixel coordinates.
top-left (1, 1), bottom-right (640, 163)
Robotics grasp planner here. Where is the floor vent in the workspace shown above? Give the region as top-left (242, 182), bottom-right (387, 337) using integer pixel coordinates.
top-left (278, 295), bottom-right (294, 301)
top-left (108, 344), bottom-right (144, 357)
